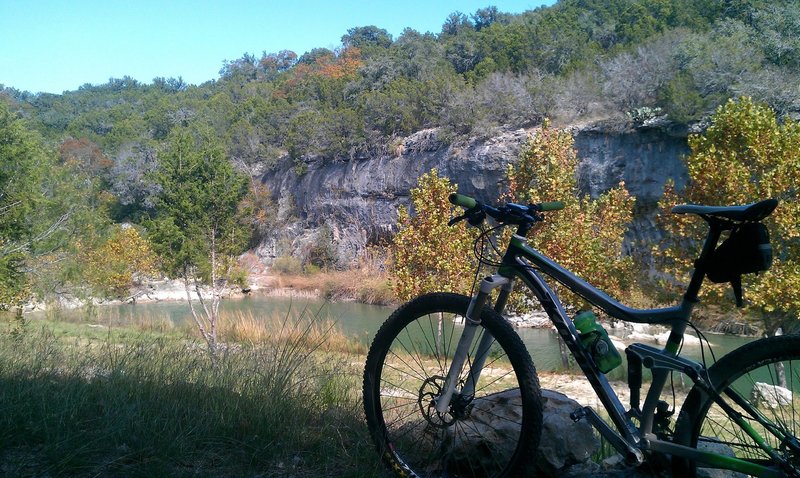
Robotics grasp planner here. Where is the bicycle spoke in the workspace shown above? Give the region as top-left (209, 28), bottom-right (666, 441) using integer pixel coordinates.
top-left (364, 293), bottom-right (541, 477)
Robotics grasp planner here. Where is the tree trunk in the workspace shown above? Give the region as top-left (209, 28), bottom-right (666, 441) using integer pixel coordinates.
top-left (774, 327), bottom-right (787, 389)
top-left (558, 335), bottom-right (570, 369)
top-left (436, 312), bottom-right (444, 356)
top-left (184, 272), bottom-right (218, 362)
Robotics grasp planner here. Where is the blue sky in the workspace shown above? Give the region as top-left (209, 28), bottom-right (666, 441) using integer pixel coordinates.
top-left (1, 0), bottom-right (552, 95)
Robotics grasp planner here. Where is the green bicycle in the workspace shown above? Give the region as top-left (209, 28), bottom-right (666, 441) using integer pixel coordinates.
top-left (363, 193), bottom-right (798, 477)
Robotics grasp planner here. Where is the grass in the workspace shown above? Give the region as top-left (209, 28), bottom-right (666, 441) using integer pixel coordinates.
top-left (272, 269), bottom-right (395, 306)
top-left (0, 309), bottom-right (385, 477)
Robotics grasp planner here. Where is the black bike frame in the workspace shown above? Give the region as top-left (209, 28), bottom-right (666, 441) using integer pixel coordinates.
top-left (484, 225), bottom-right (784, 476)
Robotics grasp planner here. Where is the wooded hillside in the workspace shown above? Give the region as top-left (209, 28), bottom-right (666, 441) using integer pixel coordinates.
top-left (3, 1), bottom-right (797, 199)
top-left (1, 0), bottom-right (798, 308)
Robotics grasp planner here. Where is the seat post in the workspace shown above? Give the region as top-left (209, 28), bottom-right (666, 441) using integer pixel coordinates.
top-left (683, 218), bottom-right (725, 303)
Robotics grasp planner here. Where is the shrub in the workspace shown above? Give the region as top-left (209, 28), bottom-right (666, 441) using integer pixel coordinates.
top-left (272, 255), bottom-right (302, 275)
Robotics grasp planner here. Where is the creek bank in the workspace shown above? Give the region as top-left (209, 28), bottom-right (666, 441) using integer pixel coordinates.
top-left (19, 271), bottom-right (329, 313)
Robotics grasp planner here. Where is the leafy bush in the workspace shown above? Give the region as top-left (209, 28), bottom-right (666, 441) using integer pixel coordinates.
top-left (656, 97), bottom-right (800, 334)
top-left (391, 169), bottom-right (477, 300)
top-left (272, 255), bottom-right (302, 275)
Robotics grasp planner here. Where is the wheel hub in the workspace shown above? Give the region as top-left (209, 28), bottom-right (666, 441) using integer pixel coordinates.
top-left (417, 376), bottom-right (473, 428)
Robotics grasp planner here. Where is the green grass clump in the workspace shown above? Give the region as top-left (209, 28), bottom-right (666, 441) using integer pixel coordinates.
top-left (0, 313), bottom-right (384, 477)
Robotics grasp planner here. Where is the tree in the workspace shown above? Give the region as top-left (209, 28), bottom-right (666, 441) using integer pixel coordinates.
top-left (472, 6), bottom-right (500, 31)
top-left (441, 12), bottom-right (473, 36)
top-left (0, 105), bottom-right (49, 307)
top-left (109, 142), bottom-right (161, 220)
top-left (341, 26), bottom-right (393, 50)
top-left (80, 225), bottom-right (158, 299)
top-left (147, 127), bottom-right (252, 358)
top-left (258, 50), bottom-right (298, 81)
top-left (657, 97), bottom-right (800, 334)
top-left (504, 121), bottom-right (637, 308)
top-left (0, 103), bottom-right (63, 309)
top-left (391, 169), bottom-right (477, 301)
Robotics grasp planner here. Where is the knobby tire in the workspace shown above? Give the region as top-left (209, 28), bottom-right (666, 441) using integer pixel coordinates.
top-left (674, 334), bottom-right (800, 477)
top-left (363, 293), bottom-right (543, 478)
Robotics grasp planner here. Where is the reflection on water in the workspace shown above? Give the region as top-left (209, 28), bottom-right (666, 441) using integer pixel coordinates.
top-left (26, 295), bottom-right (756, 373)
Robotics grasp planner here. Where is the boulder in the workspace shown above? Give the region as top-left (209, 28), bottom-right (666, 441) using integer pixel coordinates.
top-left (535, 389), bottom-right (601, 475)
top-left (751, 382), bottom-right (793, 409)
top-left (453, 388), bottom-right (599, 476)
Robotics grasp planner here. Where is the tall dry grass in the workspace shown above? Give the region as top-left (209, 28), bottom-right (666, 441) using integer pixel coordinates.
top-left (273, 269), bottom-right (395, 306)
top-left (0, 309), bottom-right (382, 477)
top-left (218, 308), bottom-right (367, 355)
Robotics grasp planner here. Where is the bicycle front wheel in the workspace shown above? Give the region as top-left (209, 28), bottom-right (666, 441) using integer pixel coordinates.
top-left (363, 293), bottom-right (542, 478)
top-left (674, 334), bottom-right (800, 477)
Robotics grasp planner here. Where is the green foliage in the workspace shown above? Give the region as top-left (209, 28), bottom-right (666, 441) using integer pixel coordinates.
top-left (657, 97), bottom-right (800, 332)
top-left (0, 104), bottom-right (114, 306)
top-left (79, 225), bottom-right (158, 298)
top-left (7, 0), bottom-right (798, 167)
top-left (272, 255), bottom-right (302, 275)
top-left (0, 103), bottom-right (124, 306)
top-left (391, 169), bottom-right (477, 300)
top-left (342, 25), bottom-right (393, 50)
top-left (505, 121), bottom-right (637, 306)
top-left (147, 127), bottom-right (252, 282)
top-left (0, 105), bottom-right (48, 306)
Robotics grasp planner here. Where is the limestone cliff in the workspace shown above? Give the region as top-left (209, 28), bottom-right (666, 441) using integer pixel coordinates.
top-left (257, 123), bottom-right (690, 267)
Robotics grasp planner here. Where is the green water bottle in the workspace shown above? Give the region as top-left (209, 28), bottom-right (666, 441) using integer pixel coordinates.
top-left (573, 310), bottom-right (622, 373)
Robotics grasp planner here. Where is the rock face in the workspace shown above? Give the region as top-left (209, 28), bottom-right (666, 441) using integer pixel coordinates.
top-left (573, 123), bottom-right (690, 203)
top-left (258, 123), bottom-right (690, 266)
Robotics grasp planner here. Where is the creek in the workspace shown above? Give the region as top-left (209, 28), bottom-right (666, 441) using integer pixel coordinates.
top-left (29, 294), bottom-right (756, 373)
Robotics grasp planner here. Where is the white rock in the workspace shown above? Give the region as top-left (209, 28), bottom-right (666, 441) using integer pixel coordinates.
top-left (751, 382), bottom-right (793, 409)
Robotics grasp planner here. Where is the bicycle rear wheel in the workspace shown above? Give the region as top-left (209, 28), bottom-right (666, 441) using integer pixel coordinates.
top-left (674, 334), bottom-right (800, 477)
top-left (363, 292), bottom-right (542, 478)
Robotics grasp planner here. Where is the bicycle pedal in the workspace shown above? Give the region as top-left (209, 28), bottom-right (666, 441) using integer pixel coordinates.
top-left (570, 407), bottom-right (587, 422)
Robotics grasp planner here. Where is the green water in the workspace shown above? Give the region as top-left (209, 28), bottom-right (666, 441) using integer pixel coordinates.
top-left (26, 294), bottom-right (757, 373)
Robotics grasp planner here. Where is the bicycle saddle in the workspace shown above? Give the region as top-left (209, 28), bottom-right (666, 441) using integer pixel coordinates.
top-left (672, 198), bottom-right (778, 222)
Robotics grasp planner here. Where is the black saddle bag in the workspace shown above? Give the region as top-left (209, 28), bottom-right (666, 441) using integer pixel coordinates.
top-left (705, 222), bottom-right (772, 306)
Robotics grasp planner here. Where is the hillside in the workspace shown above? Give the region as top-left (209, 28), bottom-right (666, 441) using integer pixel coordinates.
top-left (3, 0), bottom-right (798, 166)
top-left (1, 0), bottom-right (798, 304)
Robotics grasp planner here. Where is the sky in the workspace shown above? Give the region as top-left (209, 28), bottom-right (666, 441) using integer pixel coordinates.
top-left (1, 0), bottom-right (553, 95)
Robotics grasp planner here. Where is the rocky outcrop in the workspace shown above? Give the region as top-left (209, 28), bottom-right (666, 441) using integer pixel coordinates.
top-left (573, 122), bottom-right (690, 202)
top-left (258, 123), bottom-right (690, 267)
top-left (536, 390), bottom-right (601, 475)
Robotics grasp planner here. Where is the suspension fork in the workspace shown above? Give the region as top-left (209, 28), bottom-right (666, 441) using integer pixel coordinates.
top-left (434, 275), bottom-right (513, 414)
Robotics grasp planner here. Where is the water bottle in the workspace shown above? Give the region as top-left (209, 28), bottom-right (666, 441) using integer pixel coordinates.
top-left (573, 310), bottom-right (622, 373)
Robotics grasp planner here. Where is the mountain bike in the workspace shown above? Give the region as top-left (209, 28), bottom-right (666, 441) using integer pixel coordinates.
top-left (363, 193), bottom-right (799, 477)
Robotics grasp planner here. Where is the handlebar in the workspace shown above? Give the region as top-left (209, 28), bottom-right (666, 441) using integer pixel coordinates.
top-left (539, 201), bottom-right (567, 212)
top-left (449, 193), bottom-right (478, 209)
top-left (448, 193), bottom-right (564, 229)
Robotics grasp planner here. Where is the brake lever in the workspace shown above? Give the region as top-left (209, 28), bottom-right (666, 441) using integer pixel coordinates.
top-left (448, 204), bottom-right (486, 227)
top-left (447, 214), bottom-right (466, 226)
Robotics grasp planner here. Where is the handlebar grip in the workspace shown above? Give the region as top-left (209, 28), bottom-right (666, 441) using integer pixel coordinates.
top-left (449, 193), bottom-right (477, 209)
top-left (539, 201), bottom-right (565, 212)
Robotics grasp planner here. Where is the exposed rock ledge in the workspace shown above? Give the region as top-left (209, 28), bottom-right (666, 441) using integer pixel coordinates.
top-left (258, 122), bottom-right (690, 268)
